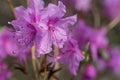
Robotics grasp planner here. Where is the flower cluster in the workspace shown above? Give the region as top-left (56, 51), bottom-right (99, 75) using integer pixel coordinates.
top-left (10, 0), bottom-right (77, 56)
top-left (0, 0), bottom-right (120, 79)
top-left (9, 0), bottom-right (84, 76)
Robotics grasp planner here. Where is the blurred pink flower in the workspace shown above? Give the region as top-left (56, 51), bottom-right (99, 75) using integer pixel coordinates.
top-left (0, 62), bottom-right (12, 80)
top-left (82, 64), bottom-right (96, 80)
top-left (60, 0), bottom-right (91, 12)
top-left (58, 36), bottom-right (84, 75)
top-left (103, 0), bottom-right (120, 19)
top-left (73, 20), bottom-right (108, 60)
top-left (75, 0), bottom-right (91, 12)
top-left (107, 47), bottom-right (120, 75)
top-left (0, 27), bottom-right (31, 61)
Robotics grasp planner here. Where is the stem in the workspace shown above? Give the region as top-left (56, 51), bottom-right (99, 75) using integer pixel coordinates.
top-left (70, 75), bottom-right (74, 80)
top-left (26, 0), bottom-right (29, 6)
top-left (52, 74), bottom-right (59, 80)
top-left (6, 0), bottom-right (16, 19)
top-left (43, 54), bottom-right (47, 80)
top-left (91, 0), bottom-right (101, 27)
top-left (107, 15), bottom-right (120, 32)
top-left (23, 60), bottom-right (28, 74)
top-left (31, 46), bottom-right (38, 80)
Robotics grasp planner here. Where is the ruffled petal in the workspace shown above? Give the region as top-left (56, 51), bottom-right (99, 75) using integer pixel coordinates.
top-left (28, 0), bottom-right (44, 12)
top-left (44, 1), bottom-right (66, 18)
top-left (14, 6), bottom-right (25, 18)
top-left (56, 15), bottom-right (77, 28)
top-left (53, 27), bottom-right (67, 48)
top-left (90, 44), bottom-right (98, 60)
top-left (69, 50), bottom-right (84, 75)
top-left (37, 32), bottom-right (52, 54)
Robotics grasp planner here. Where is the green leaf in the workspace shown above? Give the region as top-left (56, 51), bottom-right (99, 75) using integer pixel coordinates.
top-left (84, 42), bottom-right (90, 53)
top-left (99, 49), bottom-right (109, 60)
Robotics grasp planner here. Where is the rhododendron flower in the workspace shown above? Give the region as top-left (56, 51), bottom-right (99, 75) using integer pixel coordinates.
top-left (0, 62), bottom-right (12, 80)
top-left (102, 0), bottom-right (120, 19)
top-left (37, 1), bottom-right (77, 54)
top-left (82, 64), bottom-right (96, 80)
top-left (107, 47), bottom-right (120, 75)
top-left (75, 0), bottom-right (91, 12)
top-left (60, 0), bottom-right (91, 12)
top-left (10, 0), bottom-right (44, 56)
top-left (89, 28), bottom-right (108, 60)
top-left (0, 27), bottom-right (31, 61)
top-left (0, 28), bottom-right (10, 61)
top-left (10, 0), bottom-right (77, 56)
top-left (58, 36), bottom-right (84, 75)
top-left (95, 59), bottom-right (107, 71)
top-left (73, 20), bottom-right (92, 50)
top-left (73, 20), bottom-right (108, 60)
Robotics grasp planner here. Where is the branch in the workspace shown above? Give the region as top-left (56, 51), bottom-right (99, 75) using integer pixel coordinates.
top-left (43, 54), bottom-right (47, 80)
top-left (31, 46), bottom-right (38, 80)
top-left (6, 0), bottom-right (16, 19)
top-left (107, 15), bottom-right (120, 31)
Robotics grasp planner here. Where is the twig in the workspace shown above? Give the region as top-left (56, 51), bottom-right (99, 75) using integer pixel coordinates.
top-left (52, 74), bottom-right (60, 80)
top-left (23, 60), bottom-right (28, 74)
top-left (107, 15), bottom-right (120, 31)
top-left (31, 46), bottom-right (38, 80)
top-left (26, 0), bottom-right (29, 6)
top-left (91, 0), bottom-right (101, 27)
top-left (43, 54), bottom-right (47, 80)
top-left (70, 75), bottom-right (75, 80)
top-left (6, 0), bottom-right (16, 19)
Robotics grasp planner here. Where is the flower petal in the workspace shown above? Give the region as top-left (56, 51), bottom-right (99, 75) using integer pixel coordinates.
top-left (37, 32), bottom-right (52, 54)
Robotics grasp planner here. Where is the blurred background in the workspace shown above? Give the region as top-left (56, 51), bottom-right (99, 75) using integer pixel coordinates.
top-left (0, 0), bottom-right (120, 80)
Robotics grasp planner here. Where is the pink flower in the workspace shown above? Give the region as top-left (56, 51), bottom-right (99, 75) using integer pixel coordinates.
top-left (82, 64), bottom-right (96, 80)
top-left (60, 0), bottom-right (91, 12)
top-left (89, 28), bottom-right (108, 60)
top-left (10, 0), bottom-right (77, 57)
top-left (73, 20), bottom-right (108, 60)
top-left (103, 0), bottom-right (120, 19)
top-left (37, 1), bottom-right (77, 55)
top-left (10, 0), bottom-right (44, 57)
top-left (58, 36), bottom-right (84, 75)
top-left (0, 28), bottom-right (10, 61)
top-left (0, 62), bottom-right (12, 80)
top-left (75, 0), bottom-right (91, 12)
top-left (107, 47), bottom-right (120, 75)
top-left (73, 20), bottom-right (92, 50)
top-left (0, 27), bottom-right (31, 61)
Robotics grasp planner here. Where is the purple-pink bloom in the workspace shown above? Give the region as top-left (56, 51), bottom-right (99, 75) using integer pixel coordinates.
top-left (10, 0), bottom-right (43, 56)
top-left (14, 0), bottom-right (44, 23)
top-left (60, 0), bottom-right (91, 12)
top-left (102, 0), bottom-right (120, 19)
top-left (58, 36), bottom-right (84, 75)
top-left (75, 0), bottom-right (91, 12)
top-left (0, 62), bottom-right (12, 80)
top-left (73, 20), bottom-right (92, 50)
top-left (10, 0), bottom-right (76, 56)
top-left (0, 27), bottom-right (31, 61)
top-left (95, 59), bottom-right (107, 72)
top-left (89, 27), bottom-right (108, 60)
top-left (0, 28), bottom-right (10, 61)
top-left (82, 64), bottom-right (96, 80)
top-left (73, 20), bottom-right (108, 60)
top-left (107, 47), bottom-right (120, 75)
top-left (36, 1), bottom-right (77, 54)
